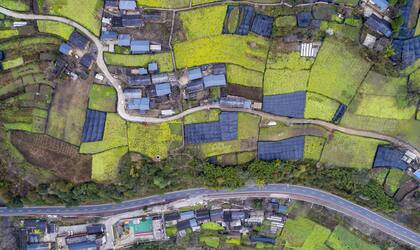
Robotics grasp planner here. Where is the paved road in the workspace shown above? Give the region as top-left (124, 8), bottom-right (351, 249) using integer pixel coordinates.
top-left (1, 7), bottom-right (419, 158)
top-left (0, 184), bottom-right (418, 247)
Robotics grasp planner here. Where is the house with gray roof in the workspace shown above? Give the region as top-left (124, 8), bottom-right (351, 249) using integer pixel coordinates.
top-left (100, 31), bottom-right (118, 42)
top-left (127, 75), bottom-right (152, 86)
top-left (122, 15), bottom-right (144, 27)
top-left (151, 73), bottom-right (169, 84)
top-left (203, 74), bottom-right (226, 88)
top-left (154, 83), bottom-right (171, 97)
top-left (127, 98), bottom-right (150, 111)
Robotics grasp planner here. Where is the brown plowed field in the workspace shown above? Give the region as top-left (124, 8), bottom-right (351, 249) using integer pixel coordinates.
top-left (227, 84), bottom-right (262, 101)
top-left (11, 131), bottom-right (91, 183)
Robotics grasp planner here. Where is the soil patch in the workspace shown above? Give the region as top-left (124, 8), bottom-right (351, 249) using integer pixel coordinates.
top-left (227, 83), bottom-right (262, 101)
top-left (11, 131), bottom-right (92, 183)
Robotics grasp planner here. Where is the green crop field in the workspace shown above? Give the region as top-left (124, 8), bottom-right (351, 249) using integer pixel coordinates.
top-left (0, 29), bottom-right (19, 40)
top-left (263, 69), bottom-right (309, 95)
top-left (304, 136), bottom-right (325, 161)
top-left (0, 0), bottom-right (29, 11)
top-left (200, 140), bottom-right (241, 157)
top-left (80, 113), bottom-right (128, 154)
top-left (237, 151), bottom-right (256, 164)
top-left (280, 216), bottom-right (330, 249)
top-left (320, 132), bottom-right (384, 169)
top-left (275, 16), bottom-right (297, 27)
top-left (238, 112), bottom-right (260, 140)
top-left (40, 0), bottom-right (103, 36)
top-left (304, 92), bottom-right (340, 121)
top-left (326, 225), bottom-right (380, 250)
top-left (201, 222), bottom-right (224, 230)
top-left (37, 21), bottom-right (74, 40)
top-left (384, 169), bottom-right (405, 194)
top-left (184, 109), bottom-right (220, 124)
top-left (104, 52), bottom-right (173, 72)
top-left (226, 64), bottom-right (263, 88)
top-left (88, 84), bottom-right (117, 112)
top-left (200, 236), bottom-right (220, 248)
top-left (174, 35), bottom-right (269, 72)
top-left (128, 121), bottom-right (183, 159)
top-left (359, 71), bottom-right (407, 96)
top-left (136, 0), bottom-right (190, 8)
top-left (92, 146), bottom-right (128, 182)
top-left (178, 5), bottom-right (226, 41)
top-left (267, 51), bottom-right (314, 70)
top-left (2, 57), bottom-right (24, 70)
top-left (350, 94), bottom-right (416, 120)
top-left (308, 38), bottom-right (371, 104)
top-left (0, 36), bottom-right (61, 51)
top-left (192, 0), bottom-right (218, 5)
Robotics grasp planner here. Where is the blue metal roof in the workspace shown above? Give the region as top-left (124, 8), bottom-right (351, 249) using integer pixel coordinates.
top-left (148, 62), bottom-right (158, 72)
top-left (373, 145), bottom-right (409, 171)
top-left (297, 12), bottom-right (312, 28)
top-left (59, 43), bottom-right (71, 55)
top-left (68, 240), bottom-right (97, 250)
top-left (155, 83), bottom-right (171, 96)
top-left (131, 40), bottom-right (150, 54)
top-left (127, 98), bottom-right (150, 111)
top-left (415, 170), bottom-right (420, 179)
top-left (188, 68), bottom-right (202, 81)
top-left (365, 15), bottom-right (392, 37)
top-left (372, 0), bottom-right (389, 12)
top-left (251, 14), bottom-right (274, 37)
top-left (263, 91), bottom-right (306, 118)
top-left (258, 136), bottom-right (305, 161)
top-left (100, 31), bottom-right (118, 41)
top-left (184, 112), bottom-right (238, 144)
top-left (118, 34), bottom-right (131, 46)
top-left (180, 211), bottom-right (195, 220)
top-left (119, 0), bottom-right (136, 10)
top-left (203, 74), bottom-right (226, 88)
top-left (26, 243), bottom-right (51, 250)
top-left (81, 109), bottom-right (106, 142)
top-left (138, 67), bottom-right (148, 75)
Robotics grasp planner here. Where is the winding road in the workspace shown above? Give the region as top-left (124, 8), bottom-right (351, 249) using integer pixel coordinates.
top-left (0, 6), bottom-right (419, 158)
top-left (0, 184), bottom-right (419, 247)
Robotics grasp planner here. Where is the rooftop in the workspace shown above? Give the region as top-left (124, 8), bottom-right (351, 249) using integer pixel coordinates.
top-left (131, 40), bottom-right (150, 54)
top-left (119, 0), bottom-right (136, 10)
top-left (68, 31), bottom-right (89, 50)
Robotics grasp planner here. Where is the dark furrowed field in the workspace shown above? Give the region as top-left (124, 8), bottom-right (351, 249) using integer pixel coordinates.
top-left (11, 131), bottom-right (92, 183)
top-left (227, 84), bottom-right (262, 101)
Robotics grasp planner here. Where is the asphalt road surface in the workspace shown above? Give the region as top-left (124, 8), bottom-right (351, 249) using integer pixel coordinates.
top-left (0, 184), bottom-right (419, 247)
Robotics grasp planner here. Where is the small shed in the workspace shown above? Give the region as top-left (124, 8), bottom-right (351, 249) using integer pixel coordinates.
top-left (127, 98), bottom-right (150, 111)
top-left (150, 44), bottom-right (162, 52)
top-left (59, 43), bottom-right (72, 55)
top-left (118, 34), bottom-right (131, 46)
top-left (131, 40), bottom-right (150, 54)
top-left (155, 83), bottom-right (171, 97)
top-left (188, 67), bottom-right (203, 81)
top-left (203, 74), bottom-right (226, 88)
top-left (119, 0), bottom-right (136, 10)
top-left (100, 31), bottom-right (118, 41)
top-left (148, 62), bottom-right (158, 73)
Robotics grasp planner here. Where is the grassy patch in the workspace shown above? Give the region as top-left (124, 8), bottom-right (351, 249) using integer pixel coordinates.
top-left (360, 71), bottom-right (407, 96)
top-left (275, 16), bottom-right (296, 27)
top-left (174, 35), bottom-right (269, 72)
top-left (320, 132), bottom-right (384, 169)
top-left (226, 64), bottom-right (263, 88)
top-left (37, 20), bottom-right (74, 40)
top-left (326, 225), bottom-right (380, 250)
top-left (238, 112), bottom-right (260, 140)
top-left (304, 136), bottom-right (325, 161)
top-left (350, 94), bottom-right (416, 120)
top-left (4, 123), bottom-right (33, 132)
top-left (227, 6), bottom-right (240, 33)
top-left (183, 109), bottom-right (220, 124)
top-left (0, 29), bottom-right (19, 40)
top-left (88, 84), bottom-right (117, 112)
top-left (178, 5), bottom-right (226, 41)
top-left (79, 113), bottom-right (128, 154)
top-left (237, 151), bottom-right (256, 164)
top-left (225, 237), bottom-right (241, 245)
top-left (263, 69), bottom-right (309, 95)
top-left (280, 216), bottom-right (330, 248)
top-left (320, 21), bottom-right (360, 42)
top-left (0, 0), bottom-right (30, 11)
top-left (2, 57), bottom-right (24, 70)
top-left (267, 51), bottom-right (314, 70)
top-left (104, 52), bottom-right (173, 72)
top-left (136, 0), bottom-right (190, 8)
top-left (128, 121), bottom-right (183, 159)
top-left (200, 236), bottom-right (220, 248)
top-left (92, 146), bottom-right (128, 183)
top-left (308, 38), bottom-right (371, 104)
top-left (41, 0), bottom-right (103, 36)
top-left (166, 226), bottom-right (177, 237)
top-left (384, 169), bottom-right (405, 194)
top-left (304, 92), bottom-right (340, 121)
top-left (370, 168), bottom-right (389, 186)
top-left (0, 36), bottom-right (61, 50)
top-left (201, 222), bottom-right (224, 230)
